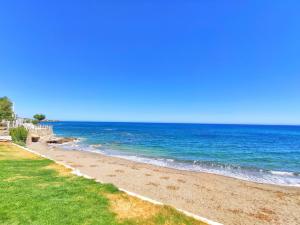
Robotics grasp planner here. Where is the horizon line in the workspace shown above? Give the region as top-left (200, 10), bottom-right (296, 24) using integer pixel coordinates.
top-left (42, 120), bottom-right (300, 126)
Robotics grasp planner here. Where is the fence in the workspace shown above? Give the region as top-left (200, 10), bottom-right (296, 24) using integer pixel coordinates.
top-left (3, 120), bottom-right (53, 136)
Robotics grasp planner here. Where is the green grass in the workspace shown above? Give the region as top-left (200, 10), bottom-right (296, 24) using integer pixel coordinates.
top-left (0, 143), bottom-right (206, 225)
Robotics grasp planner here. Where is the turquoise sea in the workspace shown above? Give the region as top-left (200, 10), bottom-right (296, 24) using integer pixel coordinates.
top-left (44, 122), bottom-right (300, 186)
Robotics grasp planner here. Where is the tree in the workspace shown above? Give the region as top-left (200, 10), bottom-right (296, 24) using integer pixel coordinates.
top-left (0, 96), bottom-right (13, 121)
top-left (33, 114), bottom-right (46, 123)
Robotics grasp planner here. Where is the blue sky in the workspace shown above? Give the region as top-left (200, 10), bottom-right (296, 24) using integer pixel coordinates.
top-left (0, 1), bottom-right (299, 124)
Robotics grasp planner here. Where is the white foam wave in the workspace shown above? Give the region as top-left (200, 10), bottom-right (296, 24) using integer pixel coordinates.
top-left (57, 142), bottom-right (300, 187)
top-left (270, 171), bottom-right (296, 176)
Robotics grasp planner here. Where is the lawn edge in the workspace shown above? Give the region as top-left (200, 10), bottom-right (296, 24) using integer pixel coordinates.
top-left (11, 143), bottom-right (222, 225)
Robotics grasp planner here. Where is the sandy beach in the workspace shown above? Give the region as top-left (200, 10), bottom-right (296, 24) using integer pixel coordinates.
top-left (28, 142), bottom-right (300, 225)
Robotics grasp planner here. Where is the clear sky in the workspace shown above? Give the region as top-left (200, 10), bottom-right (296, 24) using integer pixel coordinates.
top-left (0, 1), bottom-right (299, 124)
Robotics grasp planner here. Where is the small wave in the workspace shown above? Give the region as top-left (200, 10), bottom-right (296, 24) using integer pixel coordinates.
top-left (270, 170), bottom-right (297, 176)
top-left (166, 159), bottom-right (174, 162)
top-left (90, 144), bottom-right (102, 148)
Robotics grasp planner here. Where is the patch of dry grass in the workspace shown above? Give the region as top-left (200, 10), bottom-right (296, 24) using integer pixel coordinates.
top-left (44, 163), bottom-right (73, 176)
top-left (4, 175), bottom-right (33, 182)
top-left (106, 192), bottom-right (160, 220)
top-left (0, 143), bottom-right (40, 160)
top-left (105, 192), bottom-right (207, 225)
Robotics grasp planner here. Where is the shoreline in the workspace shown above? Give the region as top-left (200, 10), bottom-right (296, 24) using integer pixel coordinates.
top-left (28, 142), bottom-right (300, 225)
top-left (54, 140), bottom-right (297, 187)
top-left (56, 140), bottom-right (300, 187)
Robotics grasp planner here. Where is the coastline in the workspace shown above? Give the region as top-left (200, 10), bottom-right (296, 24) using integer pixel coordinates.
top-left (43, 122), bottom-right (300, 187)
top-left (28, 142), bottom-right (300, 225)
top-left (56, 140), bottom-right (300, 187)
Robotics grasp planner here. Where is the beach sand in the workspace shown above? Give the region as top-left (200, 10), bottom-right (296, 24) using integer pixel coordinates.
top-left (28, 142), bottom-right (300, 225)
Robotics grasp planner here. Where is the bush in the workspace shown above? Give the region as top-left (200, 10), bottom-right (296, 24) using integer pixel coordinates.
top-left (9, 126), bottom-right (28, 146)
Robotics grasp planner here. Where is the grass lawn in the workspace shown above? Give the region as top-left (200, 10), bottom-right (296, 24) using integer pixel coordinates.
top-left (0, 143), bottom-right (206, 225)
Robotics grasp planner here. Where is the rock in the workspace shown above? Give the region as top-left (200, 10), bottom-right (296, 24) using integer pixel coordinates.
top-left (47, 137), bottom-right (77, 144)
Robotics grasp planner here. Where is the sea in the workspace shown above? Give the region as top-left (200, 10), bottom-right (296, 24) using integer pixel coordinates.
top-left (43, 121), bottom-right (300, 187)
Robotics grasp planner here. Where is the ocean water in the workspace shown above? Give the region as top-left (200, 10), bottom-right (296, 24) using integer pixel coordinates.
top-left (44, 122), bottom-right (300, 186)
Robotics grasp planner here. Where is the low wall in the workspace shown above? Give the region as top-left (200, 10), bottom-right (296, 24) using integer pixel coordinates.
top-left (26, 125), bottom-right (54, 144)
top-left (29, 127), bottom-right (53, 137)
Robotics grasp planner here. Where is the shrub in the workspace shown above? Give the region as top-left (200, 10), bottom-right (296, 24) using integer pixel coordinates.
top-left (9, 126), bottom-right (28, 146)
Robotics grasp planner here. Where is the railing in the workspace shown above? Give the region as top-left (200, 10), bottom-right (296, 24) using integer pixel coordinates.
top-left (24, 123), bottom-right (54, 138)
top-left (4, 120), bottom-right (53, 133)
top-left (23, 123), bottom-right (52, 131)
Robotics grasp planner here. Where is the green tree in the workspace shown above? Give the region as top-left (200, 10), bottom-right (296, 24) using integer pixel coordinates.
top-left (33, 114), bottom-right (46, 123)
top-left (0, 96), bottom-right (13, 121)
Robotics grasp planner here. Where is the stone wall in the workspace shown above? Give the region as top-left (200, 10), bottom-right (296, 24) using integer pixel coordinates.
top-left (26, 125), bottom-right (54, 144)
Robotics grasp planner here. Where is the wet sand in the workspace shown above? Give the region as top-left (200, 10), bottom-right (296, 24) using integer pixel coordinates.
top-left (28, 142), bottom-right (300, 225)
